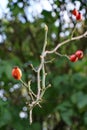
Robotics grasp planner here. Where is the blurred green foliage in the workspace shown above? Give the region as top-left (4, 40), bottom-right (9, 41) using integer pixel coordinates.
top-left (0, 0), bottom-right (87, 130)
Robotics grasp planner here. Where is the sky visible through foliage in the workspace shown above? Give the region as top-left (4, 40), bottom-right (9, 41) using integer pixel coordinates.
top-left (0, 0), bottom-right (87, 130)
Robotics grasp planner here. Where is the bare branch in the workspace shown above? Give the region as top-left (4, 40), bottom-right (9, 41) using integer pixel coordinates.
top-left (19, 24), bottom-right (87, 124)
top-left (30, 64), bottom-right (37, 72)
top-left (55, 52), bottom-right (69, 59)
top-left (37, 24), bottom-right (48, 99)
top-left (29, 109), bottom-right (33, 124)
top-left (45, 31), bottom-right (87, 55)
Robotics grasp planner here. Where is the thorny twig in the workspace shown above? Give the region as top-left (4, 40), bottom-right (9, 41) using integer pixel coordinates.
top-left (45, 30), bottom-right (87, 55)
top-left (21, 24), bottom-right (87, 124)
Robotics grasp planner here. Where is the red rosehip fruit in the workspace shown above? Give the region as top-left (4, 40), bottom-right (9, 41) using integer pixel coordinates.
top-left (76, 12), bottom-right (82, 21)
top-left (75, 50), bottom-right (83, 59)
top-left (12, 67), bottom-right (22, 80)
top-left (69, 54), bottom-right (78, 62)
top-left (72, 8), bottom-right (78, 16)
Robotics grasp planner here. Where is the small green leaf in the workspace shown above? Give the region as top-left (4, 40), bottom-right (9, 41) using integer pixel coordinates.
top-left (61, 109), bottom-right (73, 126)
top-left (71, 91), bottom-right (87, 109)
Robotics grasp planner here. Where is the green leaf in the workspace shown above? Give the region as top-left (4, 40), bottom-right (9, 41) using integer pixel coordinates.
top-left (61, 109), bottom-right (74, 126)
top-left (0, 99), bottom-right (7, 106)
top-left (0, 108), bottom-right (12, 128)
top-left (71, 92), bottom-right (87, 109)
top-left (31, 123), bottom-right (41, 130)
top-left (41, 10), bottom-right (51, 18)
top-left (84, 112), bottom-right (87, 125)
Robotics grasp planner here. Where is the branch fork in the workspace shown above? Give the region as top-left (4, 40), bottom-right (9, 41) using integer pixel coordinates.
top-left (20, 24), bottom-right (87, 124)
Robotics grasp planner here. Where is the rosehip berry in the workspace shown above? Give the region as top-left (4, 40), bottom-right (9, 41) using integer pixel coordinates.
top-left (12, 67), bottom-right (22, 80)
top-left (76, 12), bottom-right (82, 21)
top-left (69, 54), bottom-right (78, 62)
top-left (72, 8), bottom-right (78, 16)
top-left (75, 50), bottom-right (83, 59)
